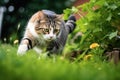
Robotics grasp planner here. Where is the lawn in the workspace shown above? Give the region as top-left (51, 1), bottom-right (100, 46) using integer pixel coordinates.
top-left (0, 44), bottom-right (120, 80)
top-left (1, 0), bottom-right (120, 80)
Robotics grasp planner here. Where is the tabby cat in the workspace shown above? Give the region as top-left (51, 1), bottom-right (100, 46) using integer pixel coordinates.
top-left (17, 10), bottom-right (76, 56)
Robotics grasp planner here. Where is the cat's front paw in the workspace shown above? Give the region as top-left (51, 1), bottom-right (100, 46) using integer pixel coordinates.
top-left (17, 44), bottom-right (28, 56)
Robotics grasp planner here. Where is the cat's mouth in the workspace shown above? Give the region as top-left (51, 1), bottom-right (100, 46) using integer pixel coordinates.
top-left (46, 38), bottom-right (54, 42)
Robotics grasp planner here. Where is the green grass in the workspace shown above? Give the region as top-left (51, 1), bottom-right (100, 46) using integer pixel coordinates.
top-left (0, 44), bottom-right (120, 80)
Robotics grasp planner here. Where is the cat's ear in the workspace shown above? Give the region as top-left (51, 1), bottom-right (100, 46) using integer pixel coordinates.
top-left (56, 14), bottom-right (64, 20)
top-left (42, 12), bottom-right (48, 19)
top-left (29, 11), bottom-right (44, 23)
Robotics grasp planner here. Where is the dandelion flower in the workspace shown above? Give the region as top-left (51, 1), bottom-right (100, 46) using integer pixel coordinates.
top-left (84, 54), bottom-right (93, 60)
top-left (90, 43), bottom-right (99, 49)
top-left (14, 40), bottom-right (19, 44)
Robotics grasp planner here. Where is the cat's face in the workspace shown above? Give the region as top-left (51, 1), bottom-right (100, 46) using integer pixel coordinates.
top-left (42, 26), bottom-right (60, 41)
top-left (34, 14), bottom-right (62, 41)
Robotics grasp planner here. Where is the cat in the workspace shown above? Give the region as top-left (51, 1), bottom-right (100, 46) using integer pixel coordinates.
top-left (17, 10), bottom-right (76, 56)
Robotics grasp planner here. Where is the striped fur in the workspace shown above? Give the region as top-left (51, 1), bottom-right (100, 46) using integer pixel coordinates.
top-left (17, 10), bottom-right (76, 56)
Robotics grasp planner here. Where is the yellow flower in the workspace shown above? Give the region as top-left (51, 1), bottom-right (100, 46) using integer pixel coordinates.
top-left (90, 43), bottom-right (99, 49)
top-left (60, 56), bottom-right (64, 60)
top-left (84, 54), bottom-right (93, 60)
top-left (14, 40), bottom-right (19, 44)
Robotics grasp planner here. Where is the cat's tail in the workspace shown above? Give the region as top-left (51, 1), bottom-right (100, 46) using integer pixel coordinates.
top-left (65, 15), bottom-right (76, 33)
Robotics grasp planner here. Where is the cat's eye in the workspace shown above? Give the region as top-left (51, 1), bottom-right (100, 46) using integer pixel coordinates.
top-left (43, 28), bottom-right (49, 32)
top-left (54, 29), bottom-right (59, 33)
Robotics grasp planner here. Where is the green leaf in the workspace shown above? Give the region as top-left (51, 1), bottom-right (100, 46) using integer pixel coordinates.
top-left (93, 27), bottom-right (102, 33)
top-left (109, 4), bottom-right (118, 10)
top-left (118, 13), bottom-right (120, 15)
top-left (71, 6), bottom-right (78, 13)
top-left (106, 13), bottom-right (112, 21)
top-left (63, 8), bottom-right (72, 20)
top-left (108, 31), bottom-right (118, 40)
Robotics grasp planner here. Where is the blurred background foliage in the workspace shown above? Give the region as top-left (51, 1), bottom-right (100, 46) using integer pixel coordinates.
top-left (0, 0), bottom-right (76, 43)
top-left (64, 0), bottom-right (120, 53)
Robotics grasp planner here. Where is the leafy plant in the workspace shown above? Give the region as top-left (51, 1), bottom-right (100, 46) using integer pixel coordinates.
top-left (63, 0), bottom-right (120, 59)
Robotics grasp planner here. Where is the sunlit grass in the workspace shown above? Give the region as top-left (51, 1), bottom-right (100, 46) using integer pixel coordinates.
top-left (0, 44), bottom-right (120, 80)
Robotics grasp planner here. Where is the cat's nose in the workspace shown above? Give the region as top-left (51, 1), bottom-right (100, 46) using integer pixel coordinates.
top-left (50, 36), bottom-right (53, 39)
